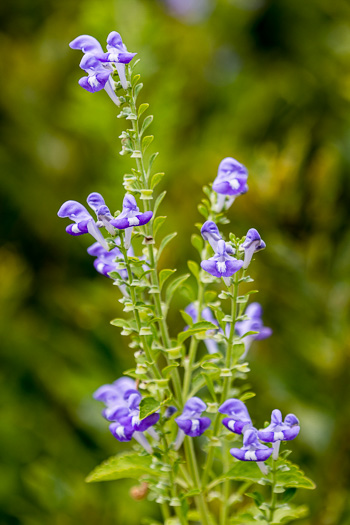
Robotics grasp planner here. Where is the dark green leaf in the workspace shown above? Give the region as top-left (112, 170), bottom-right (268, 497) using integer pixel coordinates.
top-left (139, 396), bottom-right (160, 419)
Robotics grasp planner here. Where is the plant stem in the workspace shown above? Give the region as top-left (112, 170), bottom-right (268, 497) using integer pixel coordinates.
top-left (268, 460), bottom-right (277, 524)
top-left (184, 437), bottom-right (211, 525)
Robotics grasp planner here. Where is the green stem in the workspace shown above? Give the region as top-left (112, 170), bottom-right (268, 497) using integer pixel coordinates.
top-left (184, 437), bottom-right (211, 525)
top-left (202, 272), bottom-right (240, 486)
top-left (161, 433), bottom-right (188, 525)
top-left (268, 460), bottom-right (277, 523)
top-left (126, 70), bottom-right (183, 407)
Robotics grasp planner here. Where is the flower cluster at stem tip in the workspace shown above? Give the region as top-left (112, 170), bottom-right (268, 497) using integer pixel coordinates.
top-left (58, 31), bottom-right (306, 519)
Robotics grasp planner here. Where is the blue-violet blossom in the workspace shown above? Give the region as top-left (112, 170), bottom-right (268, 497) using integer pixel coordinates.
top-left (235, 302), bottom-right (272, 360)
top-left (219, 398), bottom-right (252, 434)
top-left (110, 193), bottom-right (153, 249)
top-left (95, 383), bottom-right (159, 454)
top-left (258, 409), bottom-right (300, 459)
top-left (241, 228), bottom-right (266, 269)
top-left (201, 239), bottom-right (243, 287)
top-left (201, 220), bottom-right (234, 254)
top-left (212, 157), bottom-right (248, 212)
top-left (58, 193), bottom-right (115, 250)
top-left (174, 397), bottom-right (211, 449)
top-left (230, 427), bottom-right (272, 475)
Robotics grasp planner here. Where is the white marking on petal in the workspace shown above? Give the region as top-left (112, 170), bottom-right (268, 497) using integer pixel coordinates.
top-left (274, 432), bottom-right (284, 441)
top-left (96, 263), bottom-right (105, 273)
top-left (228, 179), bottom-right (240, 190)
top-left (71, 224), bottom-right (81, 233)
top-left (132, 415), bottom-right (140, 427)
top-left (116, 426), bottom-right (126, 438)
top-left (108, 52), bottom-right (120, 62)
top-left (88, 75), bottom-right (100, 88)
top-left (228, 420), bottom-right (236, 431)
top-left (128, 217), bottom-right (140, 226)
top-left (245, 450), bottom-right (257, 461)
top-left (191, 420), bottom-right (200, 433)
top-left (217, 261), bottom-right (226, 273)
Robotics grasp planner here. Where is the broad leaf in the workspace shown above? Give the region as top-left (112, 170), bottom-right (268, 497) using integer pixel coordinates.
top-left (86, 452), bottom-right (159, 483)
top-left (139, 396), bottom-right (160, 419)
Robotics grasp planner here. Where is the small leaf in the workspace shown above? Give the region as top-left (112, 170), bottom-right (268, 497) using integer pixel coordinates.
top-left (180, 309), bottom-right (194, 327)
top-left (177, 321), bottom-right (217, 344)
top-left (198, 203), bottom-right (209, 219)
top-left (139, 396), bottom-right (160, 419)
top-left (166, 273), bottom-right (190, 304)
top-left (140, 115), bottom-right (153, 136)
top-left (191, 234), bottom-right (203, 254)
top-left (153, 216), bottom-right (167, 237)
top-left (142, 135), bottom-right (154, 153)
top-left (245, 491), bottom-right (264, 508)
top-left (159, 269), bottom-right (177, 290)
top-left (134, 82), bottom-right (143, 99)
top-left (280, 487), bottom-right (297, 503)
top-left (187, 260), bottom-right (200, 280)
top-left (203, 373), bottom-right (217, 401)
top-left (148, 152), bottom-right (159, 175)
top-left (132, 74), bottom-right (141, 87)
top-left (158, 232), bottom-right (178, 260)
top-left (86, 452), bottom-right (159, 483)
top-left (110, 318), bottom-right (130, 328)
top-left (276, 459), bottom-right (316, 490)
top-left (239, 392), bottom-right (256, 402)
top-left (205, 291), bottom-right (217, 302)
top-left (150, 172), bottom-right (165, 189)
top-left (153, 190), bottom-right (167, 216)
top-left (162, 363), bottom-right (180, 378)
top-left (138, 103), bottom-right (149, 117)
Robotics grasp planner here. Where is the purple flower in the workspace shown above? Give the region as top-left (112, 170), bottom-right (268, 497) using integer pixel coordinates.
top-left (212, 157), bottom-right (248, 212)
top-left (70, 31), bottom-right (136, 100)
top-left (201, 239), bottom-right (243, 286)
top-left (174, 397), bottom-right (211, 449)
top-left (94, 380), bottom-right (159, 454)
top-left (58, 199), bottom-right (108, 250)
top-left (258, 409), bottom-right (300, 459)
top-left (200, 221), bottom-right (234, 254)
top-left (241, 228), bottom-right (266, 269)
top-left (93, 377), bottom-right (135, 419)
top-left (110, 194), bottom-right (153, 249)
top-left (98, 31), bottom-right (137, 89)
top-left (78, 53), bottom-right (121, 106)
top-left (235, 302), bottom-right (272, 360)
top-left (219, 398), bottom-right (252, 435)
top-left (230, 427), bottom-right (272, 475)
top-left (87, 242), bottom-right (124, 278)
top-left (185, 303), bottom-right (219, 355)
top-left (58, 192), bottom-right (116, 250)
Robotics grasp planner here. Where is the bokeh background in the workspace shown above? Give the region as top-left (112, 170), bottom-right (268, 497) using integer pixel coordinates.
top-left (1, 0), bottom-right (350, 523)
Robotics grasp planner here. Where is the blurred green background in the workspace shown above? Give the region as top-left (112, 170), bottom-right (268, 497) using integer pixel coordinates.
top-left (1, 0), bottom-right (350, 523)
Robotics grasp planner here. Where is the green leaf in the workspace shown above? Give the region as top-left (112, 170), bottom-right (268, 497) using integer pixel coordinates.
top-left (132, 74), bottom-right (141, 87)
top-left (245, 491), bottom-right (264, 508)
top-left (153, 216), bottom-right (167, 237)
top-left (191, 234), bottom-right (203, 254)
top-left (159, 269), bottom-right (177, 290)
top-left (177, 321), bottom-right (217, 344)
top-left (271, 504), bottom-right (309, 524)
top-left (198, 203), bottom-right (209, 219)
top-left (280, 487), bottom-right (297, 503)
top-left (134, 83), bottom-right (143, 99)
top-left (110, 318), bottom-right (130, 329)
top-left (86, 452), bottom-right (159, 483)
top-left (276, 459), bottom-right (316, 490)
top-left (153, 190), bottom-right (167, 216)
top-left (138, 103), bottom-right (149, 117)
top-left (148, 152), bottom-right (159, 175)
top-left (205, 291), bottom-right (217, 302)
top-left (162, 362), bottom-right (180, 378)
top-left (150, 172), bottom-right (165, 189)
top-left (140, 115), bottom-right (153, 136)
top-left (187, 260), bottom-right (200, 279)
top-left (139, 396), bottom-right (160, 419)
top-left (166, 273), bottom-right (190, 304)
top-left (180, 309), bottom-right (194, 326)
top-left (239, 391), bottom-right (256, 402)
top-left (203, 373), bottom-right (217, 401)
top-left (158, 232), bottom-right (178, 260)
top-left (142, 135), bottom-right (154, 153)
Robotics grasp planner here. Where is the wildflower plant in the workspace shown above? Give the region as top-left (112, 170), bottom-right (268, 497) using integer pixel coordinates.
top-left (58, 31), bottom-right (315, 525)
